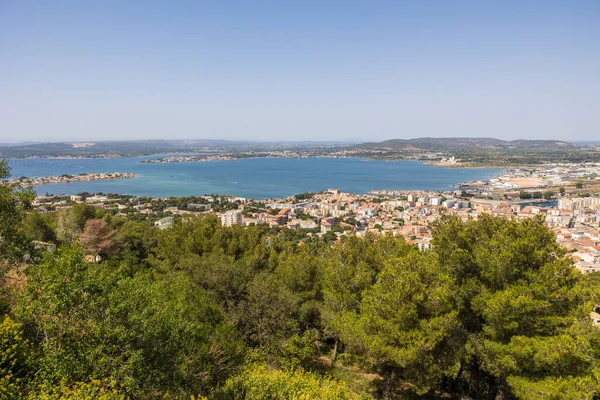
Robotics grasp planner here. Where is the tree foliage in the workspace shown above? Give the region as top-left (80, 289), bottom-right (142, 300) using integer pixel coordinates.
top-left (0, 160), bottom-right (34, 266)
top-left (0, 173), bottom-right (599, 399)
top-left (16, 245), bottom-right (245, 398)
top-left (79, 218), bottom-right (116, 257)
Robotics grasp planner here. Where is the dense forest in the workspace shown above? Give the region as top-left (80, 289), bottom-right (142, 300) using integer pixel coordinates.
top-left (1, 159), bottom-right (600, 399)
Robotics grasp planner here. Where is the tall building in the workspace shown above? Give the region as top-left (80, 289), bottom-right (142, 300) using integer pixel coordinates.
top-left (221, 210), bottom-right (242, 227)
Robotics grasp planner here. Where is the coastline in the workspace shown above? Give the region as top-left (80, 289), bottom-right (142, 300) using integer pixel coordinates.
top-left (3, 172), bottom-right (138, 187)
top-left (140, 153), bottom-right (519, 170)
top-left (7, 152), bottom-right (571, 171)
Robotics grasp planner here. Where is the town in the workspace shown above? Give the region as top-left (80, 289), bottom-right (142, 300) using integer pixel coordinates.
top-left (26, 162), bottom-right (600, 276)
top-left (4, 172), bottom-right (137, 186)
top-left (140, 148), bottom-right (388, 163)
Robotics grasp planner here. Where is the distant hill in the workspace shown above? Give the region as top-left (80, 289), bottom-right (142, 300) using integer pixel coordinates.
top-left (355, 137), bottom-right (578, 151)
top-left (0, 139), bottom-right (355, 158)
top-left (0, 140), bottom-right (229, 158)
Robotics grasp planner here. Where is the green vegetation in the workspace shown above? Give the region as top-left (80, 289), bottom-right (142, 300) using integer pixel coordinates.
top-left (294, 192), bottom-right (316, 201)
top-left (543, 190), bottom-right (555, 200)
top-left (588, 272), bottom-right (600, 288)
top-left (1, 159), bottom-right (600, 399)
top-left (519, 191), bottom-right (532, 200)
top-left (213, 363), bottom-right (359, 399)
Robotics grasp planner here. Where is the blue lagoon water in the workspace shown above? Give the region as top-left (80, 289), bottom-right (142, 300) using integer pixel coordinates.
top-left (8, 157), bottom-right (502, 199)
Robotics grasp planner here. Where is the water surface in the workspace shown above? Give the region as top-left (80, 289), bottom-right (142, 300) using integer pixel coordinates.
top-left (8, 157), bottom-right (503, 199)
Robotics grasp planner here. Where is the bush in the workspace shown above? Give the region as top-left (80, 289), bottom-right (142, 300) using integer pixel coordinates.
top-left (213, 363), bottom-right (358, 399)
top-left (0, 315), bottom-right (29, 399)
top-left (335, 353), bottom-right (357, 367)
top-left (26, 380), bottom-right (127, 400)
top-left (519, 191), bottom-right (532, 200)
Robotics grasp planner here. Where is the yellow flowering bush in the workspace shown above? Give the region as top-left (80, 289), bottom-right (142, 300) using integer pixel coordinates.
top-left (26, 379), bottom-right (128, 400)
top-left (0, 315), bottom-right (27, 399)
top-left (214, 363), bottom-right (358, 399)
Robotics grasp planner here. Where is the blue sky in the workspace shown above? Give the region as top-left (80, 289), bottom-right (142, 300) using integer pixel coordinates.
top-left (1, 0), bottom-right (599, 142)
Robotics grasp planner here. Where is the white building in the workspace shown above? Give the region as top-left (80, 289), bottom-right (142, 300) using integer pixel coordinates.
top-left (442, 199), bottom-right (457, 208)
top-left (430, 197), bottom-right (443, 206)
top-left (299, 220), bottom-right (318, 229)
top-left (86, 195), bottom-right (109, 203)
top-left (155, 217), bottom-right (173, 229)
top-left (188, 203), bottom-right (211, 211)
top-left (321, 221), bottom-right (333, 233)
top-left (545, 177), bottom-right (562, 186)
top-left (559, 197), bottom-right (600, 211)
top-left (221, 210), bottom-right (243, 227)
top-left (415, 237), bottom-right (433, 251)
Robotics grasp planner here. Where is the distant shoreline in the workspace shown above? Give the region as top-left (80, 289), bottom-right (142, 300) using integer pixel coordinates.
top-left (3, 172), bottom-right (138, 186)
top-left (140, 153), bottom-right (516, 170)
top-left (7, 154), bottom-right (543, 170)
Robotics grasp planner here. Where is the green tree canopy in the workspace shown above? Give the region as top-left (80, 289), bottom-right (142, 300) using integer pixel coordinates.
top-left (17, 245), bottom-right (246, 398)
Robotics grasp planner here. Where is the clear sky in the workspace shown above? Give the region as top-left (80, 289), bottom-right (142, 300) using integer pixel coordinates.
top-left (1, 0), bottom-right (599, 143)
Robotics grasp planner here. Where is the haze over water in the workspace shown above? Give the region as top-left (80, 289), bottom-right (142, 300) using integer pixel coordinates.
top-left (8, 157), bottom-right (502, 199)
